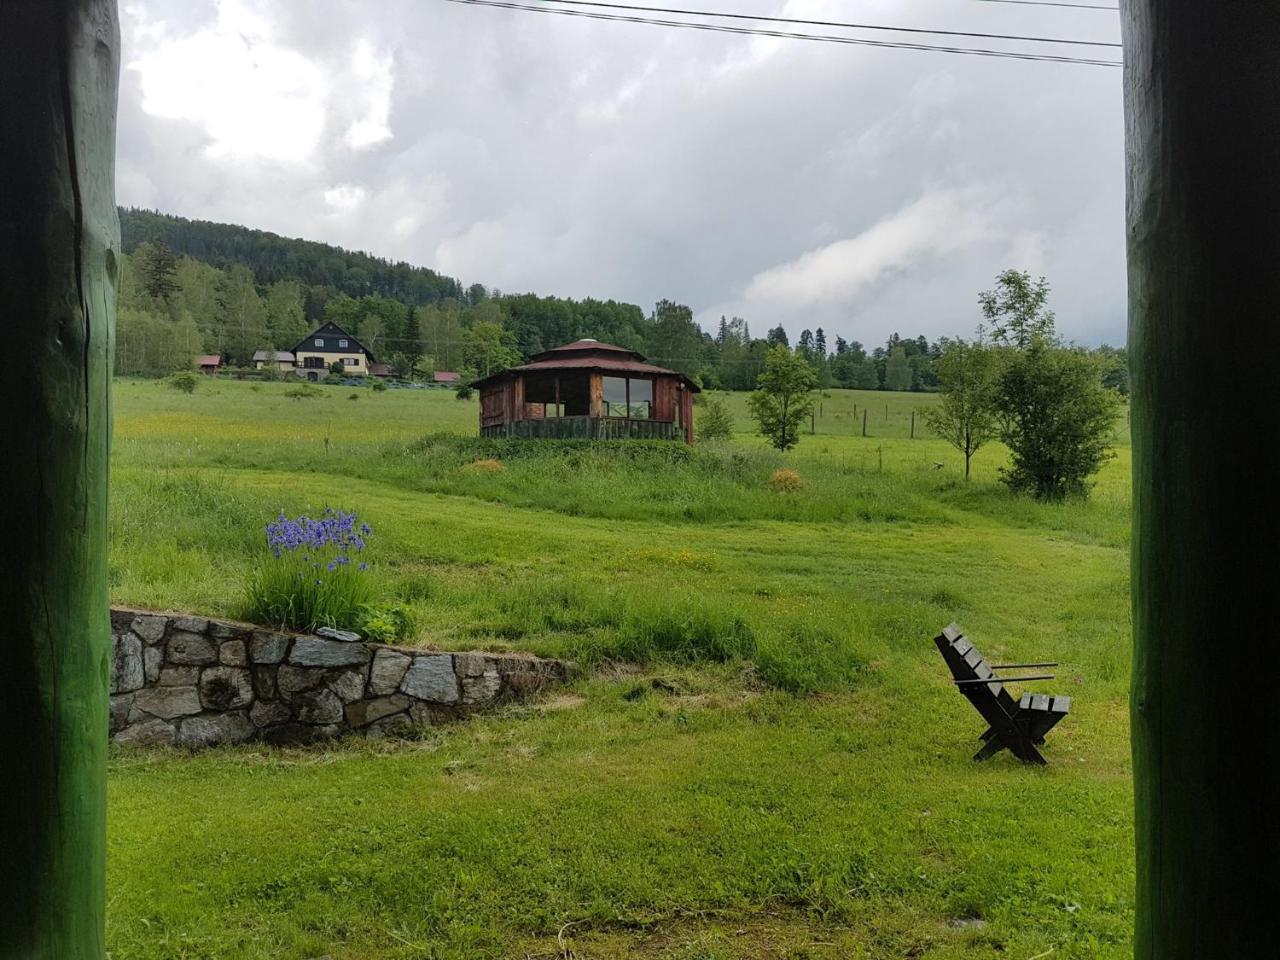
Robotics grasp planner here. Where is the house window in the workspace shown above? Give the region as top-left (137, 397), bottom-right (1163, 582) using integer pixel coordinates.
top-left (344, 357), bottom-right (360, 366)
top-left (303, 357), bottom-right (324, 369)
top-left (314, 338), bottom-right (323, 347)
top-left (603, 376), bottom-right (653, 419)
top-left (339, 339), bottom-right (348, 347)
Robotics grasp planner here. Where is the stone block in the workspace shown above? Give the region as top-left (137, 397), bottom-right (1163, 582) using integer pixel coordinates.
top-left (133, 685), bottom-right (203, 720)
top-left (199, 666), bottom-right (255, 710)
top-left (329, 668), bottom-right (368, 704)
top-left (400, 655), bottom-right (459, 703)
top-left (368, 648), bottom-right (411, 696)
top-left (172, 616), bottom-right (209, 634)
top-left (294, 689), bottom-right (343, 725)
top-left (249, 700), bottom-right (291, 728)
top-left (365, 713), bottom-right (415, 739)
top-left (109, 694), bottom-right (134, 735)
top-left (208, 619), bottom-right (249, 640)
top-left (114, 719), bottom-right (176, 746)
top-left (277, 664), bottom-right (325, 699)
top-left (250, 631), bottom-right (291, 664)
top-left (409, 702), bottom-right (458, 727)
top-left (159, 665), bottom-right (199, 686)
top-left (167, 630), bottom-right (216, 665)
top-left (316, 626), bottom-right (362, 643)
top-left (130, 614), bottom-right (168, 644)
top-left (219, 639), bottom-right (247, 666)
top-left (144, 645), bottom-right (162, 683)
top-left (289, 636), bottom-right (371, 668)
top-left (251, 665), bottom-right (278, 701)
top-left (177, 712), bottom-right (255, 748)
top-left (345, 695), bottom-right (410, 728)
top-left (461, 669), bottom-right (503, 706)
top-left (111, 633), bottom-right (145, 694)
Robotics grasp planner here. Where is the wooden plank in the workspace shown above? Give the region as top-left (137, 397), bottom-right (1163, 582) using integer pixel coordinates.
top-left (0, 3), bottom-right (119, 956)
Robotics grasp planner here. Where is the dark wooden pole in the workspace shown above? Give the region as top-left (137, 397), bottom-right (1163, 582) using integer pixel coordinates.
top-left (1123, 3), bottom-right (1280, 956)
top-left (0, 3), bottom-right (119, 958)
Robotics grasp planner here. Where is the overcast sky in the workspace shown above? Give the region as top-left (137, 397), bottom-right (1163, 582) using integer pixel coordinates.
top-left (117, 0), bottom-right (1126, 346)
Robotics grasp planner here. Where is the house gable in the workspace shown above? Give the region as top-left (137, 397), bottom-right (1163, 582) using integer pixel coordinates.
top-left (293, 323), bottom-right (376, 362)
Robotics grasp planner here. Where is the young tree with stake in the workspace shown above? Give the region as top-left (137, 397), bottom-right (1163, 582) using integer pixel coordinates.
top-left (748, 346), bottom-right (817, 451)
top-left (923, 340), bottom-right (998, 479)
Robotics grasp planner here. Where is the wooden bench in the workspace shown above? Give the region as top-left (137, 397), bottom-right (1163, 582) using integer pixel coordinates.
top-left (934, 623), bottom-right (1071, 765)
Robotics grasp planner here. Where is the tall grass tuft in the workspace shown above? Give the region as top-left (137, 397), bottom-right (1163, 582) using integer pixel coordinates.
top-left (242, 509), bottom-right (373, 631)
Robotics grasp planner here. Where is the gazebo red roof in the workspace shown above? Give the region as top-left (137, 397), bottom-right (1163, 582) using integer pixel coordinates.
top-left (472, 339), bottom-right (699, 391)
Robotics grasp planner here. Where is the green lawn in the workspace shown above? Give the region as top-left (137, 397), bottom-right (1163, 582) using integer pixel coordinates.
top-left (106, 378), bottom-right (1133, 959)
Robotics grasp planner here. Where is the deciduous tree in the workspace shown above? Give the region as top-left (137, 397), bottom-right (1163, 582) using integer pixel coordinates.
top-left (747, 346), bottom-right (816, 451)
top-left (923, 341), bottom-right (998, 479)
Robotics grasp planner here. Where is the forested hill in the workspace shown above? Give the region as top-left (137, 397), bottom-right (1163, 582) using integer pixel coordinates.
top-left (117, 207), bottom-right (966, 393)
top-left (119, 208), bottom-right (466, 306)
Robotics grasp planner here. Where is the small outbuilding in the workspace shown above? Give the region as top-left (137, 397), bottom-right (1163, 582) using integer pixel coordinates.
top-left (472, 339), bottom-right (698, 443)
top-left (253, 350), bottom-right (296, 372)
top-left (195, 355), bottom-right (222, 375)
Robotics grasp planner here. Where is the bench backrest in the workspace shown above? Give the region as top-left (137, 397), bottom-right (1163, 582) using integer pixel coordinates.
top-left (934, 624), bottom-right (1020, 716)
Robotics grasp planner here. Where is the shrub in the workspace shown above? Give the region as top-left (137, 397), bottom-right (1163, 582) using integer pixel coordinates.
top-left (371, 378), bottom-right (388, 392)
top-left (360, 602), bottom-right (416, 643)
top-left (996, 342), bottom-right (1120, 500)
top-left (348, 393), bottom-right (360, 401)
top-left (242, 509), bottom-right (373, 631)
top-left (768, 468), bottom-right (804, 493)
top-left (468, 458), bottom-right (505, 473)
top-left (284, 384), bottom-right (325, 400)
top-left (167, 371), bottom-right (198, 394)
top-left (698, 394), bottom-right (735, 441)
top-left (455, 382), bottom-right (474, 400)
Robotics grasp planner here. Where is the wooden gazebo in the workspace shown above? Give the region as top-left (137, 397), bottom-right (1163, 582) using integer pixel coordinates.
top-left (472, 339), bottom-right (699, 442)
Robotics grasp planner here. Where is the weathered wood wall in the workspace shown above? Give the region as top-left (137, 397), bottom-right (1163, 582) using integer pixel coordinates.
top-left (482, 417), bottom-right (682, 441)
top-left (0, 2), bottom-right (120, 957)
top-left (1123, 2), bottom-right (1280, 956)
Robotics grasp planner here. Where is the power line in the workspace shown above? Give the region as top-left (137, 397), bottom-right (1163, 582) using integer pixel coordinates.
top-left (532, 0), bottom-right (1120, 48)
top-left (973, 1), bottom-right (1117, 9)
top-left (444, 0), bottom-right (1122, 67)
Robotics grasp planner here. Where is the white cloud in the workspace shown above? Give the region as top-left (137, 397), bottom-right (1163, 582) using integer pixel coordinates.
top-left (127, 0), bottom-right (329, 164)
top-left (323, 184), bottom-right (367, 212)
top-left (344, 39), bottom-right (395, 149)
top-left (745, 186), bottom-right (1004, 307)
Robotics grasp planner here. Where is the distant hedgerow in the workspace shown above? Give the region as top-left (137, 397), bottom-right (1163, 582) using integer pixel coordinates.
top-left (242, 509), bottom-right (373, 631)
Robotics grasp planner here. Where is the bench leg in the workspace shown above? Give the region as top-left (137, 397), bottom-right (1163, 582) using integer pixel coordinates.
top-left (974, 737), bottom-right (1007, 762)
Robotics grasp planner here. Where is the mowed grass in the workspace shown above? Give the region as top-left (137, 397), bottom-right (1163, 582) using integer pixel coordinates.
top-left (107, 378), bottom-right (1134, 959)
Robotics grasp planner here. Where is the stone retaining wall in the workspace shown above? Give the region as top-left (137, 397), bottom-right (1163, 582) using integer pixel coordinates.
top-left (109, 608), bottom-right (570, 747)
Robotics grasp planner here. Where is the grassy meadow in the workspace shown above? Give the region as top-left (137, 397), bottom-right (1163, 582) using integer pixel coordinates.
top-left (107, 378), bottom-right (1133, 959)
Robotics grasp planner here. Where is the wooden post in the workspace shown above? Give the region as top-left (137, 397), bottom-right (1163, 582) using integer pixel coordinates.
top-left (862, 409), bottom-right (868, 437)
top-left (911, 410), bottom-right (916, 439)
top-left (0, 3), bottom-right (119, 959)
top-left (1123, 4), bottom-right (1280, 957)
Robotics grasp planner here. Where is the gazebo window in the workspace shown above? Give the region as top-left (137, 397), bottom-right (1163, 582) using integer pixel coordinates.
top-left (604, 376), bottom-right (653, 419)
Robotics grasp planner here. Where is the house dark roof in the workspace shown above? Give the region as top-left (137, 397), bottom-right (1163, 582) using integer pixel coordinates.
top-left (293, 323), bottom-right (376, 363)
top-left (471, 339), bottom-right (699, 392)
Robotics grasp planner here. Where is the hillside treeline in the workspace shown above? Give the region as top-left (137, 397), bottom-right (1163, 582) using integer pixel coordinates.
top-left (115, 208), bottom-right (1002, 390)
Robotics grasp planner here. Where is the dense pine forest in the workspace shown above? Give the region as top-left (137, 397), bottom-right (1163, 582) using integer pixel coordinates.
top-left (115, 207), bottom-right (1002, 390)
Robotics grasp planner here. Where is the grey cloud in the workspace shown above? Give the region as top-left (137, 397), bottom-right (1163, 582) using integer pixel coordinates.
top-left (116, 0), bottom-right (1125, 344)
